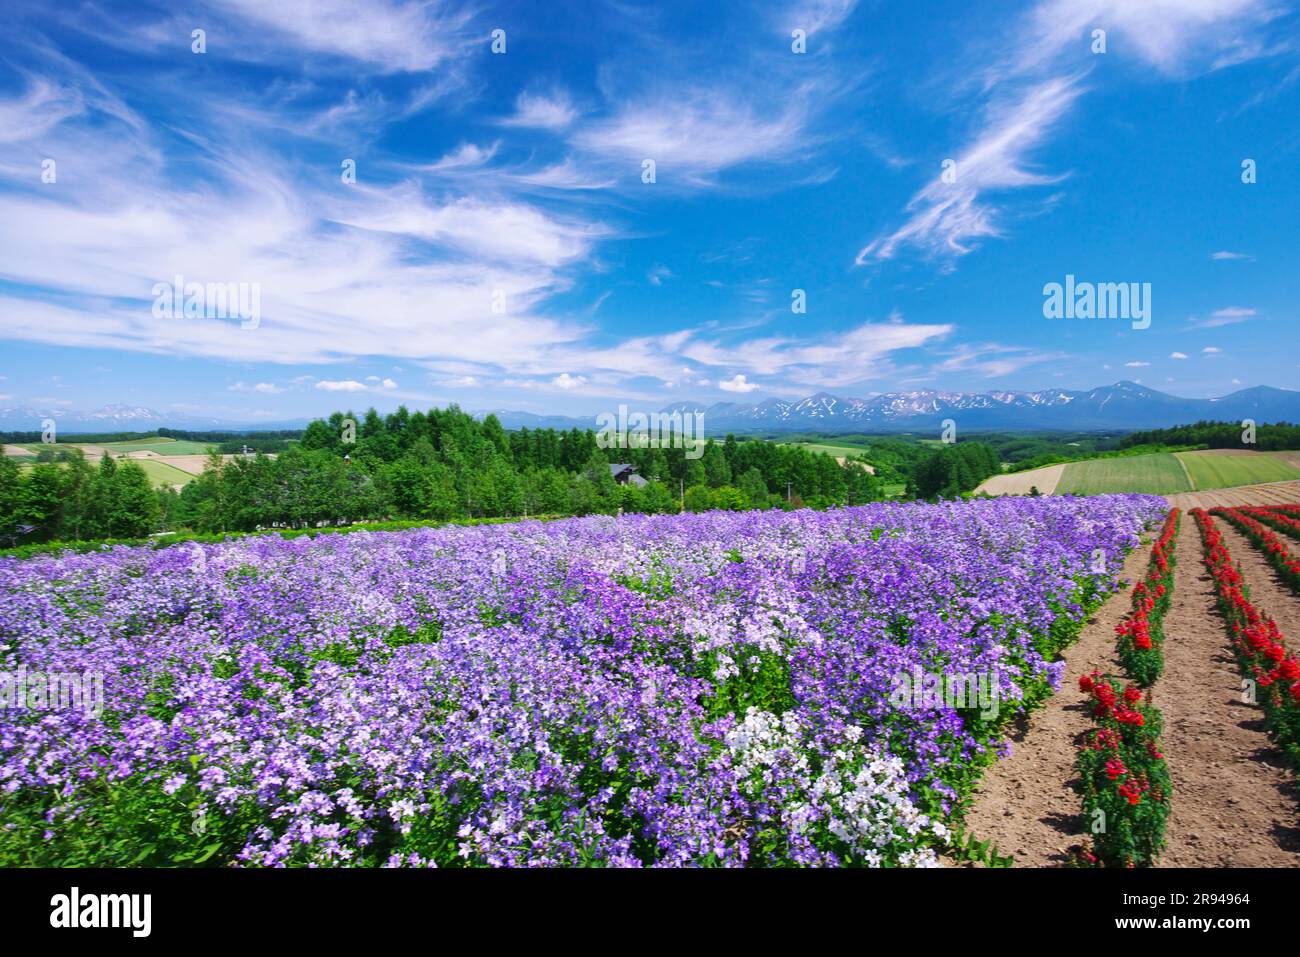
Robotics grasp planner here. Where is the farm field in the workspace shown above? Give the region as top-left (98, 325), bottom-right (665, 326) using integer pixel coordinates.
top-left (788, 440), bottom-right (873, 458)
top-left (130, 458), bottom-right (198, 489)
top-left (1166, 479), bottom-right (1300, 510)
top-left (961, 502), bottom-right (1300, 868)
top-left (5, 436), bottom-right (251, 488)
top-left (13, 454), bottom-right (215, 489)
top-left (786, 440), bottom-right (878, 474)
top-left (0, 496), bottom-right (1164, 867)
top-left (977, 463), bottom-right (1064, 496)
top-left (981, 450), bottom-right (1300, 499)
top-left (1054, 452), bottom-right (1191, 495)
top-left (11, 437), bottom-right (217, 457)
top-left (100, 438), bottom-right (216, 455)
top-left (1175, 449), bottom-right (1300, 490)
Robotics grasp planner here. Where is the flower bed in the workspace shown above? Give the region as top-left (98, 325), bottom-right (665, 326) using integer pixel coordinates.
top-left (1210, 507), bottom-right (1300, 597)
top-left (1077, 508), bottom-right (1178, 867)
top-left (1239, 505), bottom-right (1300, 544)
top-left (1076, 673), bottom-right (1170, 867)
top-left (1114, 509), bottom-right (1180, 687)
top-left (1192, 509), bottom-right (1300, 770)
top-left (0, 496), bottom-right (1165, 867)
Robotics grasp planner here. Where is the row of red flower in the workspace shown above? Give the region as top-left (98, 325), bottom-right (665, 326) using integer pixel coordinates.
top-left (1241, 505), bottom-right (1300, 544)
top-left (1192, 508), bottom-right (1300, 770)
top-left (1076, 509), bottom-right (1179, 867)
top-left (1210, 507), bottom-right (1300, 597)
top-left (1114, 509), bottom-right (1180, 687)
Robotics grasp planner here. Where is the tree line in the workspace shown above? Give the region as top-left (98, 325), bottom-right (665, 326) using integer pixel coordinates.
top-left (0, 404), bottom-right (1010, 546)
top-left (171, 405), bottom-right (887, 534)
top-left (1119, 420), bottom-right (1300, 451)
top-left (0, 454), bottom-right (159, 545)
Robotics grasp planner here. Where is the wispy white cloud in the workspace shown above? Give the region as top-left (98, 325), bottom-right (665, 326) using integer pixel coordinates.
top-left (0, 78), bottom-right (84, 144)
top-left (1186, 306), bottom-right (1261, 328)
top-left (861, 0), bottom-right (1286, 268)
top-left (207, 0), bottom-right (477, 72)
top-left (1002, 0), bottom-right (1281, 81)
top-left (857, 76), bottom-right (1081, 263)
top-left (647, 265), bottom-right (672, 286)
top-left (782, 0), bottom-right (860, 35)
top-left (574, 89), bottom-right (813, 184)
top-left (500, 90), bottom-right (578, 130)
top-left (932, 342), bottom-right (1066, 378)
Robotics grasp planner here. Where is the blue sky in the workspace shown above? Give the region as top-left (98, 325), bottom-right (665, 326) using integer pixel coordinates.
top-left (0, 0), bottom-right (1297, 423)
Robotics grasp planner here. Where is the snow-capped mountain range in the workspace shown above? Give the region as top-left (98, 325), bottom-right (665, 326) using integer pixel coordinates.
top-left (491, 382), bottom-right (1300, 433)
top-left (0, 404), bottom-right (309, 434)
top-left (3, 383), bottom-right (1298, 435)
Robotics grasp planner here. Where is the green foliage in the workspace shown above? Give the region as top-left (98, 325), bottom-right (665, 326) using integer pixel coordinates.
top-left (699, 648), bottom-right (798, 721)
top-left (1121, 420), bottom-right (1300, 452)
top-left (909, 442), bottom-right (1001, 499)
top-left (0, 451), bottom-right (160, 545)
top-left (1, 405), bottom-right (895, 547)
top-left (1076, 676), bottom-right (1171, 868)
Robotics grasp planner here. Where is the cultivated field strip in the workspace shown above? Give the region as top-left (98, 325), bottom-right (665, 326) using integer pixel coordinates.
top-left (957, 543), bottom-right (1149, 866)
top-left (1167, 480), bottom-right (1300, 511)
top-left (1154, 522), bottom-right (1300, 866)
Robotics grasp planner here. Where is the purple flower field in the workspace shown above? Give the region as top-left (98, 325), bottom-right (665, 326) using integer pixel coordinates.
top-left (0, 495), bottom-right (1165, 867)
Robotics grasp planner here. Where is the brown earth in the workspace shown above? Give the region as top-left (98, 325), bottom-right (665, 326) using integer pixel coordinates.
top-left (128, 452), bottom-right (245, 475)
top-left (959, 518), bottom-right (1300, 867)
top-left (1151, 518), bottom-right (1300, 866)
top-left (832, 457), bottom-right (875, 473)
top-left (957, 542), bottom-right (1146, 865)
top-left (975, 464), bottom-right (1065, 497)
top-left (1166, 481), bottom-right (1300, 511)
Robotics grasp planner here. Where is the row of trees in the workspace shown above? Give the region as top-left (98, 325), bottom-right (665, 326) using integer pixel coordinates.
top-left (1, 405), bottom-right (1010, 546)
top-left (1120, 420), bottom-right (1300, 451)
top-left (172, 406), bottom-right (889, 533)
top-left (0, 454), bottom-right (160, 545)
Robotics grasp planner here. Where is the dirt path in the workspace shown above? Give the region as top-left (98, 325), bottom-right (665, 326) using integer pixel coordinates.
top-left (958, 542), bottom-right (1148, 865)
top-left (1152, 520), bottom-right (1300, 866)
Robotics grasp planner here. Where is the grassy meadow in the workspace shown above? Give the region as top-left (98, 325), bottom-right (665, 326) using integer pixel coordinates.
top-left (1055, 452), bottom-right (1192, 495)
top-left (1176, 450), bottom-right (1300, 490)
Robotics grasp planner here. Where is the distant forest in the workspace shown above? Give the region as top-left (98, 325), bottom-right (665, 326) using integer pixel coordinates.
top-left (22, 408), bottom-right (1276, 549)
top-left (1119, 421), bottom-right (1300, 451)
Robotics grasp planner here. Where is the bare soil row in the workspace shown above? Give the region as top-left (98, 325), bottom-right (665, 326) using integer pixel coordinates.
top-left (961, 510), bottom-right (1300, 867)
